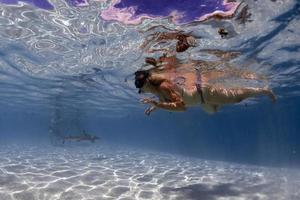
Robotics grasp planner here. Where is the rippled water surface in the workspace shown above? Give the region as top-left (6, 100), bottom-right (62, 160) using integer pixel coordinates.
top-left (0, 0), bottom-right (300, 200)
top-left (0, 0), bottom-right (299, 116)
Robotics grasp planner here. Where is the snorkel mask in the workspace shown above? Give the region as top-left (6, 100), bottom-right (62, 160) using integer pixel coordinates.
top-left (134, 70), bottom-right (150, 93)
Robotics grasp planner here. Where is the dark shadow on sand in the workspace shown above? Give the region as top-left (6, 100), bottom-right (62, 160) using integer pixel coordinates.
top-left (161, 183), bottom-right (240, 200)
top-left (160, 182), bottom-right (273, 200)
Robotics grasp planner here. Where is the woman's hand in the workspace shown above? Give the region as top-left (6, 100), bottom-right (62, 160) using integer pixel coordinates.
top-left (140, 98), bottom-right (157, 106)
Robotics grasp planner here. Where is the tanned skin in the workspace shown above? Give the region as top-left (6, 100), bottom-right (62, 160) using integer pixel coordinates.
top-left (136, 55), bottom-right (276, 116)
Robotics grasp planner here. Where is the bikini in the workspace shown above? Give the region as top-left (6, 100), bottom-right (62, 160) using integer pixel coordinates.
top-left (174, 66), bottom-right (205, 104)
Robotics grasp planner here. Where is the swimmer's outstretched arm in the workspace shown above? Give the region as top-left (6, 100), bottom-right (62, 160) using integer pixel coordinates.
top-left (142, 99), bottom-right (185, 110)
top-left (141, 98), bottom-right (186, 116)
top-left (141, 81), bottom-right (186, 115)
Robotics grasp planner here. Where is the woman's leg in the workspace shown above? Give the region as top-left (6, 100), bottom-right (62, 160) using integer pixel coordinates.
top-left (202, 86), bottom-right (276, 105)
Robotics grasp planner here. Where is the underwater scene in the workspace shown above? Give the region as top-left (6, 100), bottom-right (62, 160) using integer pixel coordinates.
top-left (0, 0), bottom-right (300, 199)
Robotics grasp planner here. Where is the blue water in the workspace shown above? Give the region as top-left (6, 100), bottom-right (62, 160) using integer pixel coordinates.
top-left (0, 0), bottom-right (300, 199)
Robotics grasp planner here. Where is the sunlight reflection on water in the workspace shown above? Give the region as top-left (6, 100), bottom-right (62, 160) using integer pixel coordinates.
top-left (0, 0), bottom-right (299, 116)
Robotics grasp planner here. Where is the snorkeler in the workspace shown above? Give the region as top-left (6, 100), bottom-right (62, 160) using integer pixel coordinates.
top-left (134, 55), bottom-right (276, 115)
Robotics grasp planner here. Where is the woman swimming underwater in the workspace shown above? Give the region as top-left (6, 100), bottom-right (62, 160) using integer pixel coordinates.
top-left (135, 54), bottom-right (276, 115)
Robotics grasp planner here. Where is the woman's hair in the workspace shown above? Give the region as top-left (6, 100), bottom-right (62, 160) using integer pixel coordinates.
top-left (134, 70), bottom-right (150, 88)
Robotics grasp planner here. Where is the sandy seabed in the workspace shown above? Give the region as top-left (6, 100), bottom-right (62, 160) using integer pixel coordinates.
top-left (0, 142), bottom-right (299, 200)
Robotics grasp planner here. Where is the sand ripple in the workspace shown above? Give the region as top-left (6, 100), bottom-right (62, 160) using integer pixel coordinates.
top-left (0, 143), bottom-right (299, 200)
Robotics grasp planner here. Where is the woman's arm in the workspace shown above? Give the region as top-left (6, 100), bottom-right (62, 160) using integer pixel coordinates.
top-left (141, 81), bottom-right (186, 115)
